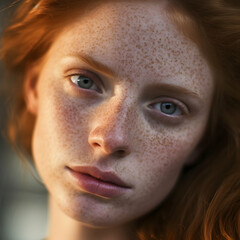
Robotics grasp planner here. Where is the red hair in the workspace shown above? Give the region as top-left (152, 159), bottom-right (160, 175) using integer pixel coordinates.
top-left (1, 0), bottom-right (240, 239)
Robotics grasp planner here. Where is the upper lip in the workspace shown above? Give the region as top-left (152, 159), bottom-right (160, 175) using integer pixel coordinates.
top-left (67, 165), bottom-right (131, 188)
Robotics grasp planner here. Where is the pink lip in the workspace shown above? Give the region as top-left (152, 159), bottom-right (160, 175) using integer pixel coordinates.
top-left (67, 166), bottom-right (131, 198)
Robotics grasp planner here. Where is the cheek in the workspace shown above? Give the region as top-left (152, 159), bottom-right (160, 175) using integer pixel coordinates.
top-left (133, 121), bottom-right (203, 168)
top-left (31, 80), bottom-right (91, 175)
top-left (35, 85), bottom-right (88, 146)
top-left (129, 126), bottom-right (202, 195)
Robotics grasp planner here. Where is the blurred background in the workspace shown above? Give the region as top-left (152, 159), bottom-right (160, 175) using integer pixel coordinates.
top-left (0, 1), bottom-right (48, 240)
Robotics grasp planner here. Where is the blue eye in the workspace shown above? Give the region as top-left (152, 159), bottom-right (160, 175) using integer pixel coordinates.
top-left (70, 75), bottom-right (94, 89)
top-left (153, 102), bottom-right (182, 115)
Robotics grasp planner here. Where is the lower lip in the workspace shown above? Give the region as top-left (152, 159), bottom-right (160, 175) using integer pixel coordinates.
top-left (68, 169), bottom-right (130, 198)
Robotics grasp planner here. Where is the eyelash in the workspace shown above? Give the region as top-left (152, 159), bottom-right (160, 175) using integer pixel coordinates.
top-left (151, 102), bottom-right (183, 116)
top-left (68, 70), bottom-right (103, 93)
top-left (147, 98), bottom-right (189, 124)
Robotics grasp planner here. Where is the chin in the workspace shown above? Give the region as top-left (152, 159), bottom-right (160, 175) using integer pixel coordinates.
top-left (54, 192), bottom-right (133, 228)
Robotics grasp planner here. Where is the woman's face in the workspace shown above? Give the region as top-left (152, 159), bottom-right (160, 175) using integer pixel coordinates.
top-left (27, 1), bottom-right (214, 227)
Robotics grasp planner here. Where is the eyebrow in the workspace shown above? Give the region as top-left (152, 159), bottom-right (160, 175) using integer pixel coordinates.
top-left (145, 83), bottom-right (202, 103)
top-left (71, 53), bottom-right (118, 78)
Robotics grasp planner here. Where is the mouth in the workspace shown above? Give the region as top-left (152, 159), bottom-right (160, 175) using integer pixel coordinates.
top-left (66, 166), bottom-right (131, 198)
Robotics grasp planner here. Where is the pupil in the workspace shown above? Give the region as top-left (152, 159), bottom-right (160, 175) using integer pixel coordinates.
top-left (161, 102), bottom-right (176, 114)
top-left (77, 76), bottom-right (93, 89)
top-left (165, 104), bottom-right (171, 109)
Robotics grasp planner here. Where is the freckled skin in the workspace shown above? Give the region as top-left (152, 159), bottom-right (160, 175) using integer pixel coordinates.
top-left (30, 1), bottom-right (214, 229)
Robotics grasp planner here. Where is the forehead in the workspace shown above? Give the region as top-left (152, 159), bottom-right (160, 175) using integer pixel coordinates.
top-left (47, 1), bottom-right (213, 96)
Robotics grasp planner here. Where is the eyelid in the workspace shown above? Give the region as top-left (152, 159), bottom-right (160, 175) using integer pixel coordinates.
top-left (66, 69), bottom-right (104, 93)
top-left (148, 97), bottom-right (190, 116)
top-left (153, 97), bottom-right (188, 111)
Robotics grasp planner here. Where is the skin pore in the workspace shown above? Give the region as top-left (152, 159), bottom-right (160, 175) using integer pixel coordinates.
top-left (25, 1), bottom-right (214, 240)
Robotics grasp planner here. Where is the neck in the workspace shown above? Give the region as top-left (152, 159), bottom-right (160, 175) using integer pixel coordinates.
top-left (46, 196), bottom-right (138, 240)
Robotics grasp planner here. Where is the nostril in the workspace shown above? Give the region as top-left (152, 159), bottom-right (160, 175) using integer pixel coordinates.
top-left (117, 150), bottom-right (125, 155)
top-left (93, 142), bottom-right (101, 148)
top-left (116, 149), bottom-right (128, 157)
top-left (89, 134), bottom-right (130, 156)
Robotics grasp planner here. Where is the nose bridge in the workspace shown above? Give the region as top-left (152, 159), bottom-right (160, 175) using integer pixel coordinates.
top-left (105, 95), bottom-right (130, 129)
top-left (97, 94), bottom-right (133, 139)
top-left (88, 94), bottom-right (134, 155)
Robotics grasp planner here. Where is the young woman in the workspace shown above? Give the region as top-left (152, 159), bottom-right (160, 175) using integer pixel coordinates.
top-left (1, 0), bottom-right (240, 239)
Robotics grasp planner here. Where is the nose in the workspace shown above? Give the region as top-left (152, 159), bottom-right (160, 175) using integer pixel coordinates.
top-left (88, 98), bottom-right (132, 157)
